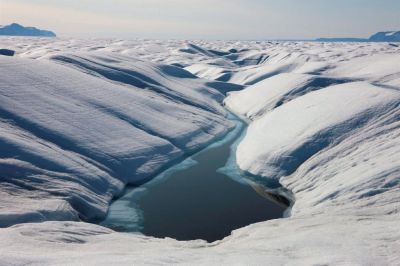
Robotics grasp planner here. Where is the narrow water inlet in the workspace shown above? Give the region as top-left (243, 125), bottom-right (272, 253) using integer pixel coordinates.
top-left (100, 113), bottom-right (289, 242)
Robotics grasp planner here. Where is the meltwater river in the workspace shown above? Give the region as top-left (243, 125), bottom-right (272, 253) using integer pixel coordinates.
top-left (100, 114), bottom-right (289, 242)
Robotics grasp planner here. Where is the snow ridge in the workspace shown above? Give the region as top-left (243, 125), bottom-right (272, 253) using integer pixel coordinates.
top-left (0, 55), bottom-right (233, 225)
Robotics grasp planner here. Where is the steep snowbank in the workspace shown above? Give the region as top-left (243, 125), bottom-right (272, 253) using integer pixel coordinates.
top-left (225, 73), bottom-right (349, 119)
top-left (327, 54), bottom-right (400, 87)
top-left (0, 55), bottom-right (233, 226)
top-left (236, 82), bottom-right (399, 178)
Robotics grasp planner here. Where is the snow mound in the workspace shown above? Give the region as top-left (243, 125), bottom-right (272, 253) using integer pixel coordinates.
top-left (179, 43), bottom-right (217, 57)
top-left (328, 54), bottom-right (400, 87)
top-left (0, 56), bottom-right (233, 225)
top-left (185, 63), bottom-right (232, 81)
top-left (283, 111), bottom-right (400, 217)
top-left (237, 82), bottom-right (399, 179)
top-left (227, 52), bottom-right (311, 85)
top-left (51, 53), bottom-right (242, 96)
top-left (225, 73), bottom-right (349, 119)
top-left (49, 53), bottom-right (226, 113)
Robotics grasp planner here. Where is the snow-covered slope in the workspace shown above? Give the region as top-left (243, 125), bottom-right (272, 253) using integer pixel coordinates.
top-left (224, 73), bottom-right (349, 119)
top-left (235, 82), bottom-right (399, 178)
top-left (0, 38), bottom-right (399, 265)
top-left (0, 55), bottom-right (233, 226)
top-left (223, 41), bottom-right (400, 264)
top-left (327, 54), bottom-right (400, 87)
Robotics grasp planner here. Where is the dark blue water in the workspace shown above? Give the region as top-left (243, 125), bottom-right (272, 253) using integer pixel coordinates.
top-left (100, 116), bottom-right (288, 242)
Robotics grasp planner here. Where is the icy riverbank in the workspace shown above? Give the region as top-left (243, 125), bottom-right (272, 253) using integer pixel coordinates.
top-left (100, 113), bottom-right (286, 242)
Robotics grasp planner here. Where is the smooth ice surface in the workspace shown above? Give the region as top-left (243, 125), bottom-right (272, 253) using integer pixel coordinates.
top-left (0, 38), bottom-right (399, 265)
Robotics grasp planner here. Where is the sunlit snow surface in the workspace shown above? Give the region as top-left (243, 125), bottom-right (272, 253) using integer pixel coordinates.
top-left (0, 37), bottom-right (399, 265)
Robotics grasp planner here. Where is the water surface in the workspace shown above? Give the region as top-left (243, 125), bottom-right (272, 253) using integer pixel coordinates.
top-left (101, 116), bottom-right (287, 242)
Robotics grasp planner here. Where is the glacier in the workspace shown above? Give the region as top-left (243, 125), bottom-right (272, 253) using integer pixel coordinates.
top-left (0, 37), bottom-right (399, 265)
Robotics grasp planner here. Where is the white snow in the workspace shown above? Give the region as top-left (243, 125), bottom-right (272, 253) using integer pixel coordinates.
top-left (235, 82), bottom-right (399, 179)
top-left (0, 37), bottom-right (399, 265)
top-left (0, 54), bottom-right (233, 225)
top-left (327, 54), bottom-right (400, 87)
top-left (225, 73), bottom-right (349, 119)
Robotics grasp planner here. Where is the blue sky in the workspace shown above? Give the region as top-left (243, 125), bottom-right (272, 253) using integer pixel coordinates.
top-left (1, 0), bottom-right (399, 39)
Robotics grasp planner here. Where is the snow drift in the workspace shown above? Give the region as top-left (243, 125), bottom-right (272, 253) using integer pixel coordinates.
top-left (0, 55), bottom-right (233, 226)
top-left (235, 82), bottom-right (399, 179)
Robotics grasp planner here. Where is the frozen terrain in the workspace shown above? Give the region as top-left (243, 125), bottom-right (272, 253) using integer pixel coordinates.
top-left (0, 37), bottom-right (399, 265)
top-left (0, 51), bottom-right (234, 226)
